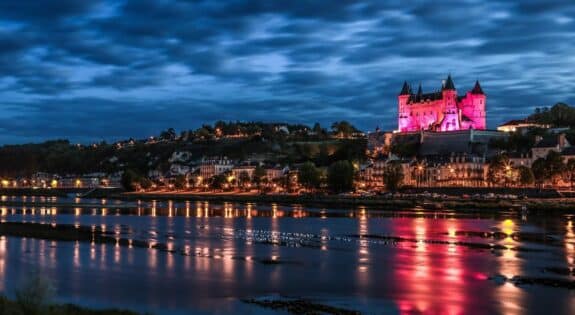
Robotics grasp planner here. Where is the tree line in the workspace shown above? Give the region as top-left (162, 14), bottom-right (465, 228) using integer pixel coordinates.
top-left (487, 151), bottom-right (575, 188)
top-left (160, 120), bottom-right (363, 142)
top-left (529, 103), bottom-right (575, 128)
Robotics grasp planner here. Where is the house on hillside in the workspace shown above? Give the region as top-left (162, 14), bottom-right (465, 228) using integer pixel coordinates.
top-left (531, 133), bottom-right (570, 160)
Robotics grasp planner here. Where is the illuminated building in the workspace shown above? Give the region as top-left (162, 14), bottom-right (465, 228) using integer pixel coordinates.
top-left (398, 75), bottom-right (486, 132)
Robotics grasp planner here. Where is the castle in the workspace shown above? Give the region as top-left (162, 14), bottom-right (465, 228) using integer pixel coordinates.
top-left (397, 75), bottom-right (486, 132)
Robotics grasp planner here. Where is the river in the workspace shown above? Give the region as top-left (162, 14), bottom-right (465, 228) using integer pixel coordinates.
top-left (0, 195), bottom-right (574, 314)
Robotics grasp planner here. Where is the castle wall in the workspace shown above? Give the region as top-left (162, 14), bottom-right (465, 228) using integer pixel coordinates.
top-left (399, 100), bottom-right (443, 132)
top-left (459, 93), bottom-right (486, 130)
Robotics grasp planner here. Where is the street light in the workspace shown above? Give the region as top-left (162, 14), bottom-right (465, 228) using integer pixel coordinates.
top-left (416, 163), bottom-right (425, 188)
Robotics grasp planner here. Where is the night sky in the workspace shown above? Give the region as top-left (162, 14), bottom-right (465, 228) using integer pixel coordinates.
top-left (1, 0), bottom-right (574, 144)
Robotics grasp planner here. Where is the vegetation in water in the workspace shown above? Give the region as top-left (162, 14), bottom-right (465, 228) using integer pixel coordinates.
top-left (0, 273), bottom-right (143, 315)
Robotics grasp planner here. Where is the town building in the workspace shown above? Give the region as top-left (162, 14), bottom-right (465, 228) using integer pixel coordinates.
top-left (508, 152), bottom-right (533, 168)
top-left (30, 172), bottom-right (59, 188)
top-left (531, 133), bottom-right (570, 160)
top-left (265, 166), bottom-right (288, 181)
top-left (361, 154), bottom-right (487, 188)
top-left (398, 75), bottom-right (486, 132)
top-left (423, 154), bottom-right (487, 187)
top-left (60, 176), bottom-right (99, 188)
top-left (231, 164), bottom-right (256, 180)
top-left (199, 157), bottom-right (234, 180)
top-left (497, 119), bottom-right (550, 134)
top-left (361, 157), bottom-right (388, 188)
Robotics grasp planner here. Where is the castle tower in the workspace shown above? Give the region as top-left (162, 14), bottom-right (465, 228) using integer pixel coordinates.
top-left (439, 74), bottom-right (460, 131)
top-left (469, 80), bottom-right (486, 130)
top-left (398, 81), bottom-right (411, 131)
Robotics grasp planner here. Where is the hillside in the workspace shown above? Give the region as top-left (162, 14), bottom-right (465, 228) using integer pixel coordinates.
top-left (0, 121), bottom-right (366, 178)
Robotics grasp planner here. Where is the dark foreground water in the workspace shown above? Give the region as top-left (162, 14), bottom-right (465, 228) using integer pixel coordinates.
top-left (0, 196), bottom-right (574, 314)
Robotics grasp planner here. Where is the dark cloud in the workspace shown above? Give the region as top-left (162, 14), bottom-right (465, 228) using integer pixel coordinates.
top-left (0, 0), bottom-right (573, 143)
top-left (0, 1), bottom-right (98, 23)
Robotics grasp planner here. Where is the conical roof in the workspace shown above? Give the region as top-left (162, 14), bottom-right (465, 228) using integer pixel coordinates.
top-left (399, 81), bottom-right (411, 95)
top-left (416, 83), bottom-right (423, 101)
top-left (442, 74), bottom-right (455, 90)
top-left (471, 80), bottom-right (484, 94)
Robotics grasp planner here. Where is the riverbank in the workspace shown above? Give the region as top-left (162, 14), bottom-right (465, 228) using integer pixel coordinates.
top-left (1, 187), bottom-right (575, 212)
top-left (0, 187), bottom-right (124, 198)
top-left (118, 192), bottom-right (575, 212)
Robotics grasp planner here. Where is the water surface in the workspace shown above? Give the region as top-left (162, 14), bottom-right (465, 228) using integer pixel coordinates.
top-left (0, 196), bottom-right (574, 314)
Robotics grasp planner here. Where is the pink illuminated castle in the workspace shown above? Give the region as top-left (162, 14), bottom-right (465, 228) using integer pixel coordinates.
top-left (397, 75), bottom-right (486, 132)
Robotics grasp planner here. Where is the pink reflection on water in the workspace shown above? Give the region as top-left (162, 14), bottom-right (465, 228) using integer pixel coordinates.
top-left (0, 236), bottom-right (6, 290)
top-left (392, 217), bottom-right (469, 314)
top-left (566, 219), bottom-right (574, 266)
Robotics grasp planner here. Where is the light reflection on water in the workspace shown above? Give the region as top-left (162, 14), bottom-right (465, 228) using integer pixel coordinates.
top-left (0, 198), bottom-right (574, 314)
top-left (0, 236), bottom-right (5, 291)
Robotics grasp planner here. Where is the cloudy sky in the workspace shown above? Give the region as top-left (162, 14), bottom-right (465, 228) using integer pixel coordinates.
top-left (0, 0), bottom-right (574, 143)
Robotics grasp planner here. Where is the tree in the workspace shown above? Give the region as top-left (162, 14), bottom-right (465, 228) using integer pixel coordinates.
top-left (565, 159), bottom-right (575, 188)
top-left (121, 169), bottom-right (139, 192)
top-left (195, 125), bottom-right (213, 139)
top-left (531, 158), bottom-right (548, 189)
top-left (545, 151), bottom-right (565, 185)
top-left (140, 177), bottom-right (153, 190)
top-left (298, 161), bottom-right (321, 191)
top-left (252, 166), bottom-right (267, 190)
top-left (327, 160), bottom-right (355, 193)
top-left (312, 122), bottom-right (327, 138)
top-left (316, 143), bottom-right (332, 166)
top-left (390, 142), bottom-right (420, 159)
top-left (487, 154), bottom-right (513, 186)
top-left (528, 102), bottom-right (575, 127)
top-left (331, 121), bottom-right (359, 138)
top-left (160, 128), bottom-right (177, 141)
top-left (517, 166), bottom-right (534, 187)
top-left (383, 162), bottom-right (404, 191)
top-left (209, 174), bottom-right (227, 190)
top-left (174, 175), bottom-right (187, 190)
top-left (238, 171), bottom-right (251, 188)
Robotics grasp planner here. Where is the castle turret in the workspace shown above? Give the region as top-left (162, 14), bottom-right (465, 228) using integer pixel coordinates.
top-left (399, 81), bottom-right (411, 95)
top-left (467, 80), bottom-right (486, 129)
top-left (442, 74), bottom-right (456, 91)
top-left (440, 74), bottom-right (460, 131)
top-left (398, 81), bottom-right (411, 131)
top-left (471, 80), bottom-right (484, 94)
top-left (416, 83), bottom-right (423, 101)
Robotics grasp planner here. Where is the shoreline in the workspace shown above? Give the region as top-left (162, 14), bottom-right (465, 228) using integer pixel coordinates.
top-left (117, 192), bottom-right (575, 212)
top-left (0, 187), bottom-right (574, 212)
